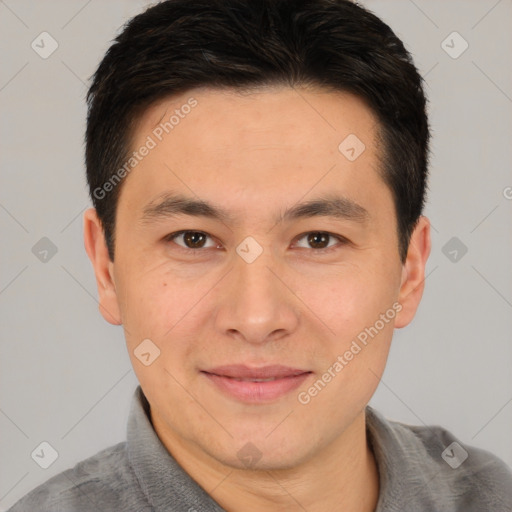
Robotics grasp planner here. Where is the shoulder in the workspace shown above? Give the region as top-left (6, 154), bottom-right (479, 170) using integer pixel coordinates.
top-left (367, 407), bottom-right (512, 511)
top-left (7, 441), bottom-right (150, 512)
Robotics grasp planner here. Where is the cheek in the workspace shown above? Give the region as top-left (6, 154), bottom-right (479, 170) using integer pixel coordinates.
top-left (117, 266), bottom-right (197, 346)
top-left (121, 277), bottom-right (203, 394)
top-left (303, 264), bottom-right (400, 340)
top-left (121, 270), bottom-right (218, 374)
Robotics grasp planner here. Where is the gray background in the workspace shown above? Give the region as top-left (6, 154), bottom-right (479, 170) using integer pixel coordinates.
top-left (1, 0), bottom-right (511, 509)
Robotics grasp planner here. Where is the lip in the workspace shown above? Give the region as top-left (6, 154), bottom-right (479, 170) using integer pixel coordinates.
top-left (201, 365), bottom-right (312, 403)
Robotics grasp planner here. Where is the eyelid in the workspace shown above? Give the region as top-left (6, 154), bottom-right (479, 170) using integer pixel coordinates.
top-left (164, 230), bottom-right (219, 251)
top-left (164, 230), bottom-right (349, 253)
top-left (292, 231), bottom-right (348, 253)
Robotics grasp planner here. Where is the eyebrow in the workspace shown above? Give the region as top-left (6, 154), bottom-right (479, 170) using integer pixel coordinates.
top-left (140, 192), bottom-right (369, 226)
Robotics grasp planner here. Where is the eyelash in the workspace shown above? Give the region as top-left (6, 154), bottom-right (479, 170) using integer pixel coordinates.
top-left (163, 230), bottom-right (348, 255)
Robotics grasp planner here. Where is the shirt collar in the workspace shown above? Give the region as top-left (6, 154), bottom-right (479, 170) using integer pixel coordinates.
top-left (127, 386), bottom-right (226, 512)
top-left (365, 405), bottom-right (451, 511)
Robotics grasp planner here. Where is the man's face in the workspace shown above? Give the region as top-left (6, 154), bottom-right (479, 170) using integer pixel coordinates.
top-left (87, 86), bottom-right (427, 470)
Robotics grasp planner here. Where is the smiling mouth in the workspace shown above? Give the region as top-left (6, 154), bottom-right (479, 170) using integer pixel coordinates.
top-left (200, 365), bottom-right (313, 402)
top-left (221, 376), bottom-right (288, 382)
top-left (202, 364), bottom-right (311, 379)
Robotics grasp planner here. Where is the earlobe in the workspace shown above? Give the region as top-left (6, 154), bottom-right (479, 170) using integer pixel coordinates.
top-left (83, 208), bottom-right (122, 325)
top-left (395, 216), bottom-right (431, 329)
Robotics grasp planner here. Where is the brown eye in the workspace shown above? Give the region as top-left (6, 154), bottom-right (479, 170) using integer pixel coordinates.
top-left (294, 231), bottom-right (345, 251)
top-left (166, 231), bottom-right (216, 250)
top-left (307, 232), bottom-right (330, 249)
top-left (183, 231), bottom-right (207, 248)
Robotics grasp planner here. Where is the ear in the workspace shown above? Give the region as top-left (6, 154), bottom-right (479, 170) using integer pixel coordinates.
top-left (394, 216), bottom-right (431, 329)
top-left (83, 208), bottom-right (122, 325)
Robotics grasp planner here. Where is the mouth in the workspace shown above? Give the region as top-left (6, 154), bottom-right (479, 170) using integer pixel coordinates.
top-left (200, 365), bottom-right (313, 403)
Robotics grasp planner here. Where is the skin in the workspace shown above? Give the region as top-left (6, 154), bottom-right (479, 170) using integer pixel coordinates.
top-left (84, 85), bottom-right (430, 512)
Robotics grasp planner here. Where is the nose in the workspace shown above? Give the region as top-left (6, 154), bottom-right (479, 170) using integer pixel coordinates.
top-left (213, 250), bottom-right (300, 345)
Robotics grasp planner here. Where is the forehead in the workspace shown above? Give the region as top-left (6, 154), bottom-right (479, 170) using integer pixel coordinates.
top-left (136, 85), bottom-right (378, 153)
top-left (121, 85), bottom-right (389, 220)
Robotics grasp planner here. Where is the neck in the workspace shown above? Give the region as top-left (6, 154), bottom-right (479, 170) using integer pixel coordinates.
top-left (152, 408), bottom-right (380, 512)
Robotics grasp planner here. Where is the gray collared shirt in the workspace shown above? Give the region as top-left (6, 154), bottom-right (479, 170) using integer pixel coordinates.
top-left (8, 386), bottom-right (512, 511)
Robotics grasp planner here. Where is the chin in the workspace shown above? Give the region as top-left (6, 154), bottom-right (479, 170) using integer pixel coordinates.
top-left (221, 451), bottom-right (308, 472)
top-left (207, 433), bottom-right (314, 472)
